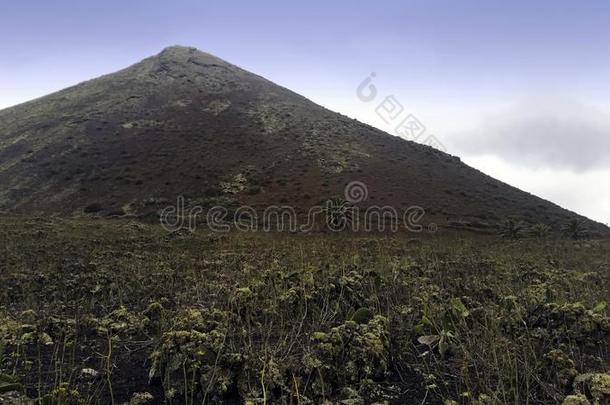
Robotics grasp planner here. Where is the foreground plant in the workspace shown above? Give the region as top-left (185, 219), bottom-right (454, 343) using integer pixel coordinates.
top-left (0, 216), bottom-right (608, 404)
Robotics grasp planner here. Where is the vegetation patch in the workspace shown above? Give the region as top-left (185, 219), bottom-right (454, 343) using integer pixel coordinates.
top-left (0, 216), bottom-right (608, 403)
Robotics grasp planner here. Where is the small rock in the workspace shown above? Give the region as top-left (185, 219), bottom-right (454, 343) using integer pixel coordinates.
top-left (80, 368), bottom-right (99, 380)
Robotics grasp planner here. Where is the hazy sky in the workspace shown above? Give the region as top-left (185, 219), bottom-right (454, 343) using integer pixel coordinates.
top-left (1, 0), bottom-right (609, 225)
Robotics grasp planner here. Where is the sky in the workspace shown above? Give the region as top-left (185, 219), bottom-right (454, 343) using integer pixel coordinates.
top-left (1, 0), bottom-right (609, 225)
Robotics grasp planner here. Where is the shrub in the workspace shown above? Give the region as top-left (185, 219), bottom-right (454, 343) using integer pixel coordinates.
top-left (562, 218), bottom-right (587, 240)
top-left (530, 223), bottom-right (552, 239)
top-left (303, 316), bottom-right (389, 399)
top-left (499, 218), bottom-right (525, 239)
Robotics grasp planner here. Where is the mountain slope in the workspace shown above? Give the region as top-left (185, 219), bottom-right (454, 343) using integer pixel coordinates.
top-left (0, 46), bottom-right (607, 235)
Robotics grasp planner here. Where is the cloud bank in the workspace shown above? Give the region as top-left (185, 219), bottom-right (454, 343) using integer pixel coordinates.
top-left (451, 99), bottom-right (610, 172)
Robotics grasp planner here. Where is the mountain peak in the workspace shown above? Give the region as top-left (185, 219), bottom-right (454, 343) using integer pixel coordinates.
top-left (157, 45), bottom-right (198, 58)
top-left (161, 44), bottom-right (197, 52)
top-left (149, 45), bottom-right (231, 72)
top-left (0, 48), bottom-right (607, 236)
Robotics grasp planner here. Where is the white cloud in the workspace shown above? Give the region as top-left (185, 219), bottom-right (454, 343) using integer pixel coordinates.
top-left (449, 98), bottom-right (610, 172)
top-left (461, 155), bottom-right (610, 226)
